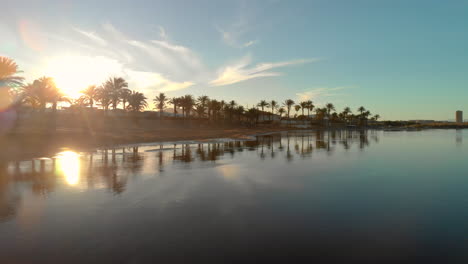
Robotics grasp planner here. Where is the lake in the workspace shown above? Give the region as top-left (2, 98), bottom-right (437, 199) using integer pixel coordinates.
top-left (1, 130), bottom-right (467, 263)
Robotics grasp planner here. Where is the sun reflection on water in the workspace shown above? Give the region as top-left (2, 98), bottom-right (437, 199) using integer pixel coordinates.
top-left (55, 151), bottom-right (81, 186)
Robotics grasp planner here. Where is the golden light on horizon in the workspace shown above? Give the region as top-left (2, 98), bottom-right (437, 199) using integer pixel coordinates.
top-left (56, 150), bottom-right (81, 186)
top-left (43, 55), bottom-right (123, 99)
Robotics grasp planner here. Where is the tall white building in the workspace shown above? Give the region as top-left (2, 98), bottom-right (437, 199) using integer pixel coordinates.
top-left (456, 110), bottom-right (463, 123)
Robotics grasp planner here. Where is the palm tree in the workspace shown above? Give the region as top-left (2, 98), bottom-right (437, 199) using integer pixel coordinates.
top-left (17, 84), bottom-right (39, 109)
top-left (181, 95), bottom-right (195, 118)
top-left (126, 91), bottom-right (147, 112)
top-left (270, 100), bottom-right (278, 120)
top-left (342, 107), bottom-right (351, 116)
top-left (0, 57), bottom-right (23, 115)
top-left (228, 100), bottom-right (237, 120)
top-left (120, 88), bottom-right (132, 110)
top-left (103, 77), bottom-right (128, 110)
top-left (195, 105), bottom-right (205, 118)
top-left (257, 100), bottom-right (269, 120)
top-left (21, 81), bottom-right (45, 111)
top-left (48, 82), bottom-right (69, 113)
top-left (305, 100), bottom-right (314, 118)
top-left (373, 114), bottom-right (380, 121)
top-left (153, 93), bottom-right (168, 118)
top-left (22, 77), bottom-right (63, 113)
top-left (364, 110), bottom-right (371, 119)
top-left (80, 85), bottom-right (99, 108)
top-left (245, 107), bottom-right (258, 125)
top-left (343, 107), bottom-right (351, 114)
top-left (341, 107), bottom-right (351, 123)
top-left (70, 97), bottom-right (88, 108)
top-left (197, 95), bottom-right (209, 118)
top-left (294, 105), bottom-right (301, 117)
top-left (235, 105), bottom-right (245, 122)
top-left (96, 86), bottom-right (112, 111)
top-left (315, 107), bottom-right (327, 121)
top-left (0, 56), bottom-right (24, 88)
top-left (357, 106), bottom-right (366, 116)
top-left (219, 100), bottom-right (226, 120)
top-left (357, 106), bottom-right (367, 124)
top-left (278, 107), bottom-right (286, 119)
top-left (169, 97), bottom-right (180, 117)
top-left (283, 99), bottom-right (295, 119)
top-left (325, 103), bottom-right (335, 117)
top-left (299, 101), bottom-right (308, 116)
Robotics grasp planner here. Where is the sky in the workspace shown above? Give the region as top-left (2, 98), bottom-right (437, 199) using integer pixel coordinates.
top-left (1, 0), bottom-right (468, 120)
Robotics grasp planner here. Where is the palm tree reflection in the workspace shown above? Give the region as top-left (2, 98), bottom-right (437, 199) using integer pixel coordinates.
top-left (1, 130), bottom-right (377, 219)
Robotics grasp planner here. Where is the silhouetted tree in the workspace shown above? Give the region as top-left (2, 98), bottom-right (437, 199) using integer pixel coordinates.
top-left (283, 99), bottom-right (295, 119)
top-left (104, 77), bottom-right (128, 110)
top-left (126, 91), bottom-right (147, 112)
top-left (153, 93), bottom-right (168, 118)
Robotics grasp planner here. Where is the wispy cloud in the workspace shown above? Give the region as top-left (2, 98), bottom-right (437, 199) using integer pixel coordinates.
top-left (296, 86), bottom-right (353, 102)
top-left (73, 28), bottom-right (107, 46)
top-left (126, 70), bottom-right (194, 92)
top-left (243, 40), bottom-right (257, 48)
top-left (22, 22), bottom-right (315, 101)
top-left (216, 15), bottom-right (257, 49)
top-left (102, 22), bottom-right (127, 40)
top-left (151, 40), bottom-right (189, 53)
top-left (211, 56), bottom-right (318, 86)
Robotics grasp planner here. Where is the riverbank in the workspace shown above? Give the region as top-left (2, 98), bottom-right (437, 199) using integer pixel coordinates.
top-left (410, 122), bottom-right (468, 129)
top-left (0, 126), bottom-right (294, 161)
top-left (2, 122), bottom-right (466, 161)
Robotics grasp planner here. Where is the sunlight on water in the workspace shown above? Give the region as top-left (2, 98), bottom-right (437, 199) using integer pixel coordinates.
top-left (55, 151), bottom-right (80, 186)
top-left (1, 130), bottom-right (467, 262)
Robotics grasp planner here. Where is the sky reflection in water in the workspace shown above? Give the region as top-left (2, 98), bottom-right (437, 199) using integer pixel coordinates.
top-left (0, 130), bottom-right (467, 263)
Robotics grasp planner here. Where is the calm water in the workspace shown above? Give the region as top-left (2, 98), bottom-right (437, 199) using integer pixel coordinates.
top-left (1, 130), bottom-right (467, 263)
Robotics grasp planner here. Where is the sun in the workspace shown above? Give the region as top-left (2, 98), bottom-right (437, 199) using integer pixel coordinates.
top-left (43, 55), bottom-right (123, 99)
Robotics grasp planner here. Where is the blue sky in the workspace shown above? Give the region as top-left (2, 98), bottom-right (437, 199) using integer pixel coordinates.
top-left (2, 0), bottom-right (468, 120)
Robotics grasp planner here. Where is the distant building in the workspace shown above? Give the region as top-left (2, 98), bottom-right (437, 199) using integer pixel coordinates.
top-left (456, 110), bottom-right (463, 123)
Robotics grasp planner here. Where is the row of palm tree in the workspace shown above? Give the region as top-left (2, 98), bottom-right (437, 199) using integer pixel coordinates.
top-left (77, 77), bottom-right (148, 112)
top-left (1, 56), bottom-right (380, 124)
top-left (151, 94), bottom-right (380, 124)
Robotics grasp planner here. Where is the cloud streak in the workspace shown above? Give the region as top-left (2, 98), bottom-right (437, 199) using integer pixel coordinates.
top-left (211, 56), bottom-right (318, 86)
top-left (73, 28), bottom-right (108, 46)
top-left (126, 70), bottom-right (194, 92)
top-left (243, 40), bottom-right (257, 48)
top-left (296, 86), bottom-right (353, 102)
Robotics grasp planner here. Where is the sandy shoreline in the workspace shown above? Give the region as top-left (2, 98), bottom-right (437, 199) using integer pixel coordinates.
top-left (0, 127), bottom-right (294, 161)
top-left (3, 124), bottom-right (466, 161)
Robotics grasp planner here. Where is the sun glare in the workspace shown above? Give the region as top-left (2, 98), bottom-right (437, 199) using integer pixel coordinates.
top-left (55, 151), bottom-right (81, 186)
top-left (43, 55), bottom-right (123, 99)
